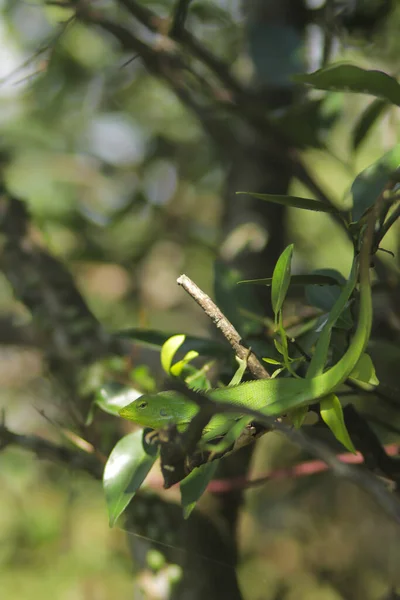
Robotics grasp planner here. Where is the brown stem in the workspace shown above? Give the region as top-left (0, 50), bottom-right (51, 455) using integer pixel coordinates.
top-left (177, 274), bottom-right (270, 380)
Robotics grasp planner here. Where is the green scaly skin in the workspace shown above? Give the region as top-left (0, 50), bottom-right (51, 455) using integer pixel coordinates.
top-left (119, 215), bottom-right (374, 440)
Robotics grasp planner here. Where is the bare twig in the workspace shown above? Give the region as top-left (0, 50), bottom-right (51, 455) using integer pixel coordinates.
top-left (207, 443), bottom-right (400, 493)
top-left (78, 2), bottom-right (342, 222)
top-left (177, 274), bottom-right (270, 380)
top-left (0, 423), bottom-right (103, 479)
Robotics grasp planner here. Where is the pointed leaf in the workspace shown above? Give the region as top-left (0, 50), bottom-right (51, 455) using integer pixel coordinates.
top-left (307, 263), bottom-right (357, 378)
top-left (294, 65), bottom-right (400, 106)
top-left (170, 350), bottom-right (199, 376)
top-left (161, 334), bottom-right (186, 374)
top-left (238, 274), bottom-right (339, 286)
top-left (271, 244), bottom-right (294, 316)
top-left (349, 353), bottom-right (379, 386)
top-left (229, 354), bottom-right (249, 386)
top-left (180, 462), bottom-right (219, 519)
top-left (320, 394), bottom-right (357, 454)
top-left (104, 430), bottom-right (158, 526)
top-left (346, 144), bottom-right (400, 221)
top-left (237, 192), bottom-right (338, 213)
top-left (262, 357), bottom-right (282, 365)
top-left (96, 383), bottom-right (142, 417)
top-left (352, 99), bottom-right (388, 152)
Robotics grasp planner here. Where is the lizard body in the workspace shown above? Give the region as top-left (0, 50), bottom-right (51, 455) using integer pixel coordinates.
top-left (119, 217), bottom-right (373, 441)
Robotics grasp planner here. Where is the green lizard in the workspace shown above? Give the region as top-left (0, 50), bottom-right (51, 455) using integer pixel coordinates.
top-left (119, 210), bottom-right (374, 442)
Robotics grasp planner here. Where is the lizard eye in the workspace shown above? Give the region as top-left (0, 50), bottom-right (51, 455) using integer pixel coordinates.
top-left (137, 400), bottom-right (148, 410)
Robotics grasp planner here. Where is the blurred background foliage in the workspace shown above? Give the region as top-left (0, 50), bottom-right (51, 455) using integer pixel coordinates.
top-left (1, 0), bottom-right (400, 598)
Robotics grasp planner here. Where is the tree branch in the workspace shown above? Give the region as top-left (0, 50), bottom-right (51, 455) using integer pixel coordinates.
top-left (177, 274), bottom-right (270, 380)
top-left (0, 423), bottom-right (103, 479)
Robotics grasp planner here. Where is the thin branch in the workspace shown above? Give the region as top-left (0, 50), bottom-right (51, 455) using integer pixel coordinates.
top-left (84, 1), bottom-right (341, 220)
top-left (170, 0), bottom-right (193, 38)
top-left (0, 15), bottom-right (74, 86)
top-left (177, 274), bottom-right (270, 380)
top-left (0, 423), bottom-right (103, 479)
top-left (207, 443), bottom-right (400, 493)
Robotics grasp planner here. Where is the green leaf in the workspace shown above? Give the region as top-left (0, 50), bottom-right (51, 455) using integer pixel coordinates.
top-left (348, 353), bottom-right (379, 386)
top-left (276, 312), bottom-right (298, 377)
top-left (180, 462), bottom-right (219, 519)
top-left (238, 274), bottom-right (340, 287)
top-left (307, 263), bottom-right (357, 378)
top-left (237, 192), bottom-right (338, 213)
top-left (262, 357), bottom-right (282, 365)
top-left (213, 261), bottom-right (264, 336)
top-left (229, 354), bottom-right (249, 386)
top-left (116, 328), bottom-right (228, 358)
top-left (271, 244), bottom-right (294, 316)
top-left (294, 65), bottom-right (400, 106)
top-left (170, 350), bottom-right (199, 377)
top-left (320, 394), bottom-right (357, 454)
top-left (96, 383), bottom-right (143, 417)
top-left (305, 269), bottom-right (345, 310)
top-left (161, 334), bottom-right (186, 374)
top-left (345, 144), bottom-right (400, 222)
top-left (305, 269), bottom-right (353, 330)
top-left (352, 99), bottom-right (388, 152)
top-left (103, 430), bottom-right (158, 527)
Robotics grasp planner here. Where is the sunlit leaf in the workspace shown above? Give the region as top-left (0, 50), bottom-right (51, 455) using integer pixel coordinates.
top-left (229, 354), bottom-right (249, 386)
top-left (271, 244), bottom-right (294, 316)
top-left (237, 192), bottom-right (338, 213)
top-left (161, 334), bottom-right (186, 374)
top-left (170, 350), bottom-right (200, 376)
top-left (349, 353), bottom-right (379, 386)
top-left (262, 357), bottom-right (282, 365)
top-left (320, 394), bottom-right (357, 454)
top-left (103, 430), bottom-right (158, 526)
top-left (294, 65), bottom-right (400, 106)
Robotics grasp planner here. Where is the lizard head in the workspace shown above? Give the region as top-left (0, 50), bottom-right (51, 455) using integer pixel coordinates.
top-left (118, 390), bottom-right (198, 429)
